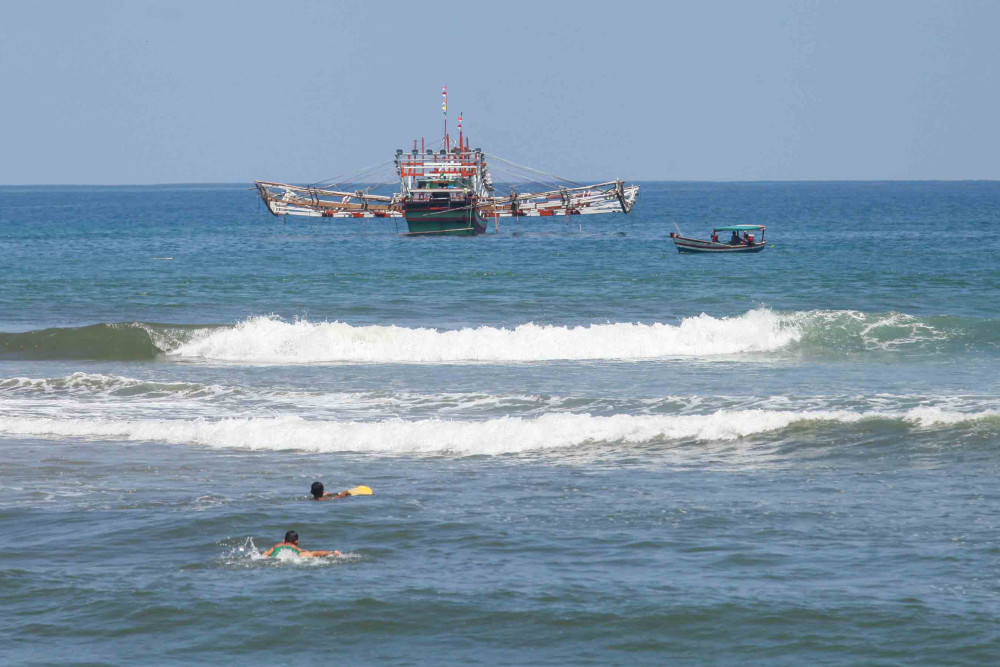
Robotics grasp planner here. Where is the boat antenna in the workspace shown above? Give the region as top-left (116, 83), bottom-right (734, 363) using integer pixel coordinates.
top-left (458, 111), bottom-right (463, 153)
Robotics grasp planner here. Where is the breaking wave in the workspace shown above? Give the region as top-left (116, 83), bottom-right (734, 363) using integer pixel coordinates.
top-left (1, 310), bottom-right (996, 363)
top-left (1, 408), bottom-right (996, 456)
top-left (168, 310), bottom-right (800, 362)
top-left (0, 322), bottom-right (198, 360)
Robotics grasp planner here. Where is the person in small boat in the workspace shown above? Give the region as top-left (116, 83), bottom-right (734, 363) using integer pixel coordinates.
top-left (730, 230), bottom-right (741, 245)
top-left (310, 481), bottom-right (351, 501)
top-left (264, 530), bottom-right (340, 558)
top-left (747, 233), bottom-right (755, 245)
top-left (711, 232), bottom-right (720, 243)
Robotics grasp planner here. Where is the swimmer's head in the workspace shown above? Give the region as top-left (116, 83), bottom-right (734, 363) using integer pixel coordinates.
top-left (310, 481), bottom-right (324, 499)
top-left (284, 530), bottom-right (299, 545)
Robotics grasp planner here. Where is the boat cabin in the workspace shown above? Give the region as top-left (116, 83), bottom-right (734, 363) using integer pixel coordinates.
top-left (712, 225), bottom-right (765, 246)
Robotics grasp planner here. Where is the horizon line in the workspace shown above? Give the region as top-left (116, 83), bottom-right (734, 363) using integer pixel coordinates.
top-left (2, 178), bottom-right (1000, 188)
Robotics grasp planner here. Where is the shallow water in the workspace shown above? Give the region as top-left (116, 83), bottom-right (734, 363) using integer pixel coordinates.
top-left (1, 182), bottom-right (999, 665)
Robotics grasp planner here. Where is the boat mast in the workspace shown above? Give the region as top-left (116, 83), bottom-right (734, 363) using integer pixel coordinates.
top-left (442, 84), bottom-right (448, 151)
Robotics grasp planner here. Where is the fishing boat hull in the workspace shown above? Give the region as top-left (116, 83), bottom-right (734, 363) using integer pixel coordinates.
top-left (403, 199), bottom-right (487, 236)
top-left (670, 234), bottom-right (766, 253)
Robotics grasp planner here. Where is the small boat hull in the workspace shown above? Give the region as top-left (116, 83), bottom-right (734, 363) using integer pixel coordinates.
top-left (671, 234), bottom-right (766, 254)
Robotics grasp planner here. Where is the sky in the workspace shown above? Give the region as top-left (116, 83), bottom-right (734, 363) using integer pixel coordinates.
top-left (0, 0), bottom-right (997, 184)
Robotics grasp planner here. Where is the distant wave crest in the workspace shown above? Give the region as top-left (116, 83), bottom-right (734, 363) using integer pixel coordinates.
top-left (1, 310), bottom-right (995, 363)
top-left (1, 409), bottom-right (996, 455)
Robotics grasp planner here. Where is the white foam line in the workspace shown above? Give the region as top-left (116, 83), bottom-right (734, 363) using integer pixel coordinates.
top-left (1, 408), bottom-right (995, 456)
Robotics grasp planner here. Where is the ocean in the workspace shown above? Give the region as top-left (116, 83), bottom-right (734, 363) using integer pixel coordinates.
top-left (1, 181), bottom-right (999, 665)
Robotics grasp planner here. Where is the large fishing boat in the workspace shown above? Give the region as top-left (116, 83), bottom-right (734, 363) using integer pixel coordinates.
top-left (255, 88), bottom-right (639, 235)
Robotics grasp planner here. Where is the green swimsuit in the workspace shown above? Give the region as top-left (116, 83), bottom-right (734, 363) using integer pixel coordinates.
top-left (269, 545), bottom-right (302, 558)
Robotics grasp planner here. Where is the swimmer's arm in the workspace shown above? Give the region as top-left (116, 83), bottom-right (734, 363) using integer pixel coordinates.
top-left (300, 549), bottom-right (342, 558)
top-left (262, 547), bottom-right (275, 557)
top-left (320, 491), bottom-right (351, 500)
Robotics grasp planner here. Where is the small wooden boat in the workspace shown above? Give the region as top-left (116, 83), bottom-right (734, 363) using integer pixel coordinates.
top-left (670, 224), bottom-right (767, 254)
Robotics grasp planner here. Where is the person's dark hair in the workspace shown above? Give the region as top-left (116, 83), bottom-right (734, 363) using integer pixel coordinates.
top-left (310, 481), bottom-right (324, 499)
top-left (284, 530), bottom-right (299, 544)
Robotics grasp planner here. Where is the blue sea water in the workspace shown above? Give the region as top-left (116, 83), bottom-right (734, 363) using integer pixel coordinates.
top-left (1, 181), bottom-right (999, 665)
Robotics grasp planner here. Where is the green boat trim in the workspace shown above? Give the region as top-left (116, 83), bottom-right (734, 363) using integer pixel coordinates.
top-left (711, 224), bottom-right (766, 232)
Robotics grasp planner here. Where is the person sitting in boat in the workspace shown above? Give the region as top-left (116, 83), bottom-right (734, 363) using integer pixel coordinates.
top-left (747, 233), bottom-right (755, 245)
top-left (730, 231), bottom-right (741, 245)
top-left (711, 232), bottom-right (720, 243)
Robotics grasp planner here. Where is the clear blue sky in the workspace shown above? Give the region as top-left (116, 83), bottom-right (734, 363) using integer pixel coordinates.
top-left (1, 0), bottom-right (997, 184)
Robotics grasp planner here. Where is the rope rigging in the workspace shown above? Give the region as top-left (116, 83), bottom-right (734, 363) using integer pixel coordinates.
top-left (484, 153), bottom-right (584, 188)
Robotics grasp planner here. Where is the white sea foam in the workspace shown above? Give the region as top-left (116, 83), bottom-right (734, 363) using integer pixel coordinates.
top-left (168, 310), bottom-right (803, 363)
top-left (801, 309), bottom-right (950, 351)
top-left (1, 409), bottom-right (995, 456)
top-left (0, 372), bottom-right (224, 397)
top-left (0, 372), bottom-right (135, 392)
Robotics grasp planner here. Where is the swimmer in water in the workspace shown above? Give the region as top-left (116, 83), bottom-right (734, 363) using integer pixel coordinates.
top-left (263, 530), bottom-right (341, 558)
top-left (310, 481), bottom-right (351, 501)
